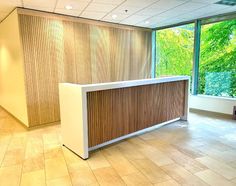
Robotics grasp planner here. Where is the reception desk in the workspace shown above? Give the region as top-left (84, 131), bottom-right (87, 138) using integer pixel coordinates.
top-left (59, 76), bottom-right (189, 159)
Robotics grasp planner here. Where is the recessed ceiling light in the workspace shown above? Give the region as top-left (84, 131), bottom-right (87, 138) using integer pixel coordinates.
top-left (65, 5), bottom-right (73, 10)
top-left (145, 21), bottom-right (150, 24)
top-left (112, 14), bottom-right (118, 19)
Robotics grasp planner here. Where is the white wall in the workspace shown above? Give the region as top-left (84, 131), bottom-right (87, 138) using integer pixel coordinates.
top-left (190, 95), bottom-right (236, 115)
top-left (0, 10), bottom-right (29, 126)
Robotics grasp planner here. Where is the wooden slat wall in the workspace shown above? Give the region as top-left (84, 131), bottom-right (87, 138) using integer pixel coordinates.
top-left (90, 25), bottom-right (111, 83)
top-left (18, 13), bottom-right (152, 127)
top-left (110, 28), bottom-right (131, 81)
top-left (87, 81), bottom-right (187, 147)
top-left (74, 23), bottom-right (92, 84)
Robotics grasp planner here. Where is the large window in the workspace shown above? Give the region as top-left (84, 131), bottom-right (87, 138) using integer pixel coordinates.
top-left (155, 24), bottom-right (194, 79)
top-left (199, 19), bottom-right (236, 98)
top-left (155, 16), bottom-right (236, 99)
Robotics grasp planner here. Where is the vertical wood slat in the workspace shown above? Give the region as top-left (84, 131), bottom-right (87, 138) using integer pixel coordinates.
top-left (110, 28), bottom-right (131, 81)
top-left (61, 21), bottom-right (76, 84)
top-left (18, 14), bottom-right (152, 127)
top-left (74, 23), bottom-right (92, 84)
top-left (130, 30), bottom-right (152, 80)
top-left (90, 25), bottom-right (111, 83)
top-left (19, 15), bottom-right (64, 126)
top-left (19, 15), bottom-right (40, 125)
top-left (87, 81), bottom-right (186, 147)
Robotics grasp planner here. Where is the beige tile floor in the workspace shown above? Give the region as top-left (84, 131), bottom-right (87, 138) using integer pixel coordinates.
top-left (0, 108), bottom-right (236, 186)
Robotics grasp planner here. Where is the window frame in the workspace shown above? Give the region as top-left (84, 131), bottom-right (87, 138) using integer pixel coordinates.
top-left (153, 11), bottom-right (236, 99)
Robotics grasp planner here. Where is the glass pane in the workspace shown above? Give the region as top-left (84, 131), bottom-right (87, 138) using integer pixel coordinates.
top-left (199, 19), bottom-right (236, 98)
top-left (156, 24), bottom-right (194, 82)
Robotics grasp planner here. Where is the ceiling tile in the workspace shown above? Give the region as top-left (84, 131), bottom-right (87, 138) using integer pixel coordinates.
top-left (184, 3), bottom-right (229, 18)
top-left (80, 11), bottom-right (107, 20)
top-left (84, 2), bottom-right (117, 12)
top-left (120, 14), bottom-right (150, 25)
top-left (146, 15), bottom-right (169, 23)
top-left (151, 0), bottom-right (187, 9)
top-left (135, 21), bottom-right (155, 28)
top-left (102, 18), bottom-right (120, 23)
top-left (23, 0), bottom-right (57, 12)
top-left (55, 0), bottom-right (89, 10)
top-left (23, 5), bottom-right (54, 12)
top-left (152, 1), bottom-right (208, 20)
top-left (92, 0), bottom-right (125, 5)
top-left (110, 0), bottom-right (160, 16)
top-left (0, 0), bottom-right (235, 28)
top-left (102, 13), bottom-right (130, 22)
top-left (136, 0), bottom-right (187, 17)
top-left (136, 7), bottom-right (164, 16)
top-left (111, 5), bottom-right (141, 15)
top-left (0, 0), bottom-right (21, 12)
top-left (124, 0), bottom-right (159, 7)
top-left (54, 9), bottom-right (82, 17)
top-left (166, 1), bottom-right (207, 12)
top-left (215, 5), bottom-right (236, 15)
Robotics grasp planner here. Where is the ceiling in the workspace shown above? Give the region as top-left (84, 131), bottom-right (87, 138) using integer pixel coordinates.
top-left (0, 0), bottom-right (236, 28)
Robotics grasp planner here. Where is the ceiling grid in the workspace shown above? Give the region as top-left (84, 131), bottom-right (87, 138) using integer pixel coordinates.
top-left (0, 0), bottom-right (235, 28)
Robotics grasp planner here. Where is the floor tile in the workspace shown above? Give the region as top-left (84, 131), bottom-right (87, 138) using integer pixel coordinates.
top-left (0, 165), bottom-right (22, 186)
top-left (93, 167), bottom-right (125, 186)
top-left (45, 157), bottom-right (68, 180)
top-left (20, 169), bottom-right (45, 186)
top-left (46, 175), bottom-right (72, 186)
top-left (161, 163), bottom-right (208, 186)
top-left (195, 169), bottom-right (235, 186)
top-left (122, 172), bottom-right (152, 186)
top-left (87, 151), bottom-right (111, 170)
top-left (130, 159), bottom-right (171, 184)
top-left (196, 156), bottom-right (236, 180)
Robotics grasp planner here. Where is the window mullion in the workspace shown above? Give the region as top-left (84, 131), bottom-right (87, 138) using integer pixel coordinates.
top-left (192, 20), bottom-right (201, 95)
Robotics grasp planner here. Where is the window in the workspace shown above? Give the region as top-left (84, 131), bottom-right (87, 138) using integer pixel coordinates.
top-left (199, 19), bottom-right (236, 98)
top-left (155, 24), bottom-right (194, 82)
top-left (154, 16), bottom-right (236, 99)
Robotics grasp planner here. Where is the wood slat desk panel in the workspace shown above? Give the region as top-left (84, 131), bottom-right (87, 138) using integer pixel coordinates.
top-left (87, 81), bottom-right (186, 147)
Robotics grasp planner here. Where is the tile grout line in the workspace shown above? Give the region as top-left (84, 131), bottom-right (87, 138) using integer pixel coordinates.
top-left (86, 150), bottom-right (102, 186)
top-left (119, 0), bottom-right (162, 24)
top-left (78, 0), bottom-right (94, 17)
top-left (100, 148), bottom-right (128, 185)
top-left (134, 1), bottom-right (190, 26)
top-left (115, 143), bottom-right (160, 185)
top-left (18, 133), bottom-right (28, 186)
top-left (100, 0), bottom-right (127, 20)
top-left (0, 133), bottom-right (13, 167)
top-left (195, 156), bottom-right (236, 181)
top-left (134, 135), bottom-right (185, 185)
top-left (53, 0), bottom-right (59, 13)
top-left (60, 145), bottom-right (75, 186)
top-left (42, 132), bottom-right (47, 186)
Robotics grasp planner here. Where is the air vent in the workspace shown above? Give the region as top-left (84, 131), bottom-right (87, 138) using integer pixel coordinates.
top-left (215, 0), bottom-right (236, 6)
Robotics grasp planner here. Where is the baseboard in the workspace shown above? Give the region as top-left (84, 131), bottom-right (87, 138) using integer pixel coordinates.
top-left (0, 105), bottom-right (30, 129)
top-left (0, 105), bottom-right (60, 130)
top-left (27, 121), bottom-right (60, 130)
top-left (190, 108), bottom-right (233, 120)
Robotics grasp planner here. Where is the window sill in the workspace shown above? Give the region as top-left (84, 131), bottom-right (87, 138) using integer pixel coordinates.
top-left (190, 94), bottom-right (236, 101)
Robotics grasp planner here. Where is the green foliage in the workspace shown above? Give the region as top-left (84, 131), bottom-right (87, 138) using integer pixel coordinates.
top-left (156, 25), bottom-right (194, 78)
top-left (199, 20), bottom-right (236, 97)
top-left (156, 19), bottom-right (236, 98)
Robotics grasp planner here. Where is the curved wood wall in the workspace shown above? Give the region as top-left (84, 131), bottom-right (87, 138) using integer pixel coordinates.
top-left (18, 10), bottom-right (152, 127)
